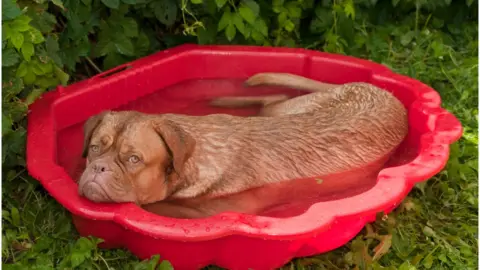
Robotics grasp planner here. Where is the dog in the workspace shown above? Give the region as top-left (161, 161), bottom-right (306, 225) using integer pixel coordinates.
top-left (77, 73), bottom-right (408, 217)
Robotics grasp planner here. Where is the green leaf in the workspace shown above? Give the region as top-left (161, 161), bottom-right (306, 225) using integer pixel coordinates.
top-left (242, 0), bottom-right (260, 16)
top-left (103, 51), bottom-right (127, 70)
top-left (24, 28), bottom-right (45, 44)
top-left (21, 42), bottom-right (34, 61)
top-left (23, 67), bottom-right (37, 85)
top-left (2, 48), bottom-right (20, 67)
top-left (3, 24), bottom-right (13, 40)
top-left (10, 31), bottom-right (24, 49)
top-left (392, 0), bottom-right (401, 6)
top-left (191, 0), bottom-right (202, 3)
top-left (254, 18), bottom-right (268, 36)
top-left (31, 60), bottom-right (52, 75)
top-left (158, 260), bottom-right (174, 270)
top-left (215, 0), bottom-right (227, 8)
top-left (114, 36), bottom-right (135, 56)
top-left (225, 23), bottom-right (236, 41)
top-left (134, 31), bottom-right (150, 56)
top-left (54, 66), bottom-right (70, 86)
top-left (251, 28), bottom-right (264, 43)
top-left (2, 114), bottom-right (13, 136)
top-left (197, 19), bottom-right (217, 45)
top-left (343, 0), bottom-right (355, 19)
top-left (16, 61), bottom-right (28, 77)
top-left (238, 5), bottom-right (256, 25)
top-left (122, 17), bottom-right (138, 38)
top-left (122, 0), bottom-right (137, 4)
top-left (51, 0), bottom-right (65, 9)
top-left (10, 207), bottom-right (20, 226)
top-left (154, 0), bottom-right (178, 26)
top-left (233, 13), bottom-right (246, 37)
top-left (466, 0), bottom-right (474, 6)
top-left (400, 31), bottom-right (415, 46)
top-left (284, 20), bottom-right (295, 32)
top-left (25, 88), bottom-right (47, 105)
top-left (2, 0), bottom-right (22, 21)
top-left (101, 0), bottom-right (120, 9)
top-left (217, 10), bottom-right (232, 31)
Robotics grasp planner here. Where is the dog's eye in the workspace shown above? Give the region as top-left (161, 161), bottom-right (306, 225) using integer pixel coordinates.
top-left (129, 155), bottom-right (140, 163)
top-left (90, 145), bottom-right (100, 153)
top-left (165, 164), bottom-right (173, 175)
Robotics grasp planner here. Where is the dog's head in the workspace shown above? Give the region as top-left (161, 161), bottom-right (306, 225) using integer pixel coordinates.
top-left (77, 111), bottom-right (196, 205)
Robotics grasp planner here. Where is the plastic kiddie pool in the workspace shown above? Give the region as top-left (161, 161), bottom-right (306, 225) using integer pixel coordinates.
top-left (26, 44), bottom-right (462, 270)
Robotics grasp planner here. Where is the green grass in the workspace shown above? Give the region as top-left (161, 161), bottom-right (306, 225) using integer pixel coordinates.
top-left (2, 9), bottom-right (478, 270)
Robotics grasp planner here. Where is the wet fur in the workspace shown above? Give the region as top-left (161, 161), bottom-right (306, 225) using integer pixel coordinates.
top-left (79, 73), bottom-right (408, 216)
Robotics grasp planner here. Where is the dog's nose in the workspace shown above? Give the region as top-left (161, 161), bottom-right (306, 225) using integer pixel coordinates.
top-left (92, 163), bottom-right (108, 173)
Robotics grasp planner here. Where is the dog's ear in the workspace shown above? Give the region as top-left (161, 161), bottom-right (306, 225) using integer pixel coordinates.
top-left (82, 111), bottom-right (109, 158)
top-left (153, 119), bottom-right (196, 175)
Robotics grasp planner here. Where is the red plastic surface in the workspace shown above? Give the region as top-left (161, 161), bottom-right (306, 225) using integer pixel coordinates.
top-left (26, 44), bottom-right (462, 270)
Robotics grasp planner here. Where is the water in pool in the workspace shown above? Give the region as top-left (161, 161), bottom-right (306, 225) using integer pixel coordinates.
top-left (56, 78), bottom-right (419, 219)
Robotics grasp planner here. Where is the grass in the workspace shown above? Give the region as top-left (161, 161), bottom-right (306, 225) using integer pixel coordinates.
top-left (2, 9), bottom-right (478, 270)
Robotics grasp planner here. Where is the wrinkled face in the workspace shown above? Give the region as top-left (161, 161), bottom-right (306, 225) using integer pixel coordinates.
top-left (77, 111), bottom-right (195, 205)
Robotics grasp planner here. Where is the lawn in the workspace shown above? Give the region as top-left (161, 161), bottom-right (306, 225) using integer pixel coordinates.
top-left (2, 1), bottom-right (478, 269)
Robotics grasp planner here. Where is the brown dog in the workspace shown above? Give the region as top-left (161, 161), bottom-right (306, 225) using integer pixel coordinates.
top-left (77, 73), bottom-right (408, 216)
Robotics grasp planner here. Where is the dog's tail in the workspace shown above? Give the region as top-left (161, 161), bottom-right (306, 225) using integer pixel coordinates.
top-left (244, 72), bottom-right (340, 92)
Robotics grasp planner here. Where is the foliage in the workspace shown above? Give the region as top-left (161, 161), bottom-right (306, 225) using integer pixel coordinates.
top-left (2, 0), bottom-right (477, 269)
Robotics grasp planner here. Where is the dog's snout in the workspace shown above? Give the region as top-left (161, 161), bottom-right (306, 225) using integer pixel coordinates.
top-left (92, 163), bottom-right (109, 173)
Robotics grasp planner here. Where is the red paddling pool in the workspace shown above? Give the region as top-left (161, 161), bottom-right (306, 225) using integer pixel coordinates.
top-left (26, 44), bottom-right (462, 270)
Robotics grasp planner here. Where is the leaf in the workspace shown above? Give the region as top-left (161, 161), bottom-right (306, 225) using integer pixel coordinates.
top-left (24, 28), bottom-right (45, 44)
top-left (423, 254), bottom-right (434, 269)
top-left (239, 5), bottom-right (256, 25)
top-left (154, 0), bottom-right (178, 26)
top-left (102, 52), bottom-right (127, 70)
top-left (10, 31), bottom-right (24, 49)
top-left (25, 88), bottom-right (46, 105)
top-left (10, 207), bottom-right (20, 226)
top-left (16, 61), bottom-right (28, 77)
top-left (158, 260), bottom-right (174, 270)
top-left (114, 36), bottom-right (135, 56)
top-left (197, 19), bottom-right (217, 45)
top-left (2, 48), bottom-right (20, 67)
top-left (233, 13), bottom-right (246, 37)
top-left (343, 0), bottom-right (355, 19)
top-left (242, 0), bottom-right (260, 16)
top-left (466, 0), bottom-right (474, 6)
top-left (31, 60), bottom-right (52, 75)
top-left (51, 0), bottom-right (65, 9)
top-left (101, 0), bottom-right (120, 9)
top-left (21, 42), bottom-right (34, 61)
top-left (250, 28), bottom-right (264, 43)
top-left (372, 234), bottom-right (392, 261)
top-left (10, 16), bottom-right (32, 32)
top-left (2, 0), bottom-right (22, 21)
top-left (23, 68), bottom-right (37, 85)
top-left (254, 18), bottom-right (268, 36)
top-left (190, 0), bottom-right (202, 3)
top-left (398, 261), bottom-right (416, 270)
top-left (54, 66), bottom-right (70, 86)
top-left (215, 0), bottom-right (227, 8)
top-left (284, 20), bottom-right (295, 32)
top-left (217, 10), bottom-right (232, 31)
top-left (122, 17), bottom-right (138, 38)
top-left (134, 31), bottom-right (151, 56)
top-left (225, 23), bottom-right (236, 41)
top-left (2, 114), bottom-right (13, 136)
top-left (400, 31), bottom-right (415, 46)
top-left (391, 0), bottom-right (401, 6)
top-left (122, 0), bottom-right (137, 4)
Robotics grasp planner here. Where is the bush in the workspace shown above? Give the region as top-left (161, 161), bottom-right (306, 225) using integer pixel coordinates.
top-left (2, 0), bottom-right (477, 269)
